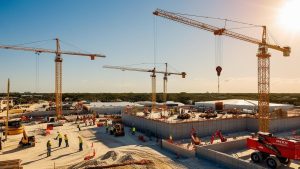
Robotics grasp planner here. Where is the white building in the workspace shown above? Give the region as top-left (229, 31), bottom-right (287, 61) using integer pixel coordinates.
top-left (195, 99), bottom-right (293, 112)
top-left (89, 102), bottom-right (143, 114)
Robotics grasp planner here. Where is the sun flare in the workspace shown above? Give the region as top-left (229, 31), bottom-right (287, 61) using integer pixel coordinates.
top-left (279, 0), bottom-right (300, 31)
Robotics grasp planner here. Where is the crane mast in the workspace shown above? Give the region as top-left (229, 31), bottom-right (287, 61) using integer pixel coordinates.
top-left (163, 63), bottom-right (168, 111)
top-left (0, 38), bottom-right (106, 119)
top-left (153, 9), bottom-right (291, 132)
top-left (103, 65), bottom-right (186, 112)
top-left (55, 38), bottom-right (63, 118)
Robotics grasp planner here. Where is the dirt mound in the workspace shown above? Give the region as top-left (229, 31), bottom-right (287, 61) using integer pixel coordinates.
top-left (117, 154), bottom-right (134, 163)
top-left (101, 150), bottom-right (118, 161)
top-left (70, 160), bottom-right (107, 169)
top-left (70, 150), bottom-right (132, 169)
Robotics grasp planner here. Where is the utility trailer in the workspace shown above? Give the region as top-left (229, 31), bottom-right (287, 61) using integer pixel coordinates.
top-left (247, 132), bottom-right (300, 168)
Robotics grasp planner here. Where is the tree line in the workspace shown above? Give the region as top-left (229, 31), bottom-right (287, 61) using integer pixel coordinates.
top-left (1, 93), bottom-right (300, 106)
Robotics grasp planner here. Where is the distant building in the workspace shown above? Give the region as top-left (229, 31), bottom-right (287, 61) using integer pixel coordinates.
top-left (195, 99), bottom-right (293, 112)
top-left (89, 101), bottom-right (143, 114)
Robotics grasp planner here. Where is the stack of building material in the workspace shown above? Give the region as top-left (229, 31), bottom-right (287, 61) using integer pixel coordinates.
top-left (272, 108), bottom-right (288, 118)
top-left (0, 159), bottom-right (22, 169)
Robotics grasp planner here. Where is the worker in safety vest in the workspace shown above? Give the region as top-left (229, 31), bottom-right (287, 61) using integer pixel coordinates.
top-left (64, 134), bottom-right (69, 147)
top-left (105, 123), bottom-right (109, 133)
top-left (56, 132), bottom-right (63, 147)
top-left (110, 125), bottom-right (114, 135)
top-left (131, 126), bottom-right (136, 135)
top-left (46, 140), bottom-right (52, 157)
top-left (78, 136), bottom-right (83, 151)
top-left (168, 135), bottom-right (173, 143)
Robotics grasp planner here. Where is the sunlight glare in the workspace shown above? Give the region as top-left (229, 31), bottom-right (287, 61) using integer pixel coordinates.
top-left (279, 0), bottom-right (300, 31)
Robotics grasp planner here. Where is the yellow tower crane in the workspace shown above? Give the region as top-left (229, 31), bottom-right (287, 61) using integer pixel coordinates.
top-left (0, 38), bottom-right (106, 118)
top-left (103, 64), bottom-right (186, 112)
top-left (153, 9), bottom-right (291, 132)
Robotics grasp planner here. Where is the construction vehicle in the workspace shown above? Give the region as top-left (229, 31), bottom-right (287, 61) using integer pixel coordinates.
top-left (210, 130), bottom-right (227, 144)
top-left (0, 119), bottom-right (24, 135)
top-left (19, 129), bottom-right (35, 147)
top-left (190, 128), bottom-right (201, 145)
top-left (247, 132), bottom-right (300, 168)
top-left (0, 38), bottom-right (105, 119)
top-left (153, 9), bottom-right (291, 132)
top-left (103, 64), bottom-right (186, 112)
top-left (109, 123), bottom-right (125, 137)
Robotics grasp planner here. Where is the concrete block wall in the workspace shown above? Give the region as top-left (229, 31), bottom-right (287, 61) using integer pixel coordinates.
top-left (196, 146), bottom-right (264, 169)
top-left (161, 140), bottom-right (195, 158)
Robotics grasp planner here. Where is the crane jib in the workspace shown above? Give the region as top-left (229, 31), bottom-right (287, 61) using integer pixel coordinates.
top-left (153, 9), bottom-right (290, 56)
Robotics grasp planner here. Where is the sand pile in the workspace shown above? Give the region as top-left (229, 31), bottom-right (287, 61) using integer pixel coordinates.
top-left (70, 150), bottom-right (137, 169)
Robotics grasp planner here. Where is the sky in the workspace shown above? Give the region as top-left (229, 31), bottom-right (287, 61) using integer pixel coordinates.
top-left (0, 0), bottom-right (299, 93)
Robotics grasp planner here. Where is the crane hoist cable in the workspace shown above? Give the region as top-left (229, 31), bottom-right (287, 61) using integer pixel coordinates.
top-left (153, 15), bottom-right (159, 68)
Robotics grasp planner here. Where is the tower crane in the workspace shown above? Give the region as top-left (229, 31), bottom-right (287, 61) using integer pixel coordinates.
top-left (0, 38), bottom-right (105, 118)
top-left (153, 9), bottom-right (291, 132)
top-left (103, 65), bottom-right (186, 112)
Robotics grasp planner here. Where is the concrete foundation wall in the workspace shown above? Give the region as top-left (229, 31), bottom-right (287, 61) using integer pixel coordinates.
top-left (161, 140), bottom-right (195, 158)
top-left (196, 146), bottom-right (264, 169)
top-left (122, 113), bottom-right (300, 140)
top-left (270, 117), bottom-right (300, 133)
top-left (90, 107), bottom-right (122, 115)
top-left (246, 118), bottom-right (258, 132)
top-left (10, 110), bottom-right (81, 118)
top-left (201, 138), bottom-right (246, 153)
top-left (122, 114), bottom-right (248, 139)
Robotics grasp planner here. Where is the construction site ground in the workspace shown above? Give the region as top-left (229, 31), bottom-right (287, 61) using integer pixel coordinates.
top-left (0, 119), bottom-right (224, 169)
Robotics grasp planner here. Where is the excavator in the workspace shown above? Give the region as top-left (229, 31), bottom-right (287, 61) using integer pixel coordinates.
top-left (191, 128), bottom-right (201, 145)
top-left (210, 130), bottom-right (227, 144)
top-left (19, 129), bottom-right (35, 147)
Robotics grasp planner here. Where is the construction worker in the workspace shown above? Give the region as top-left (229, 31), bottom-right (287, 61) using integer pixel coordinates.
top-left (56, 132), bottom-right (63, 147)
top-left (168, 135), bottom-right (173, 143)
top-left (92, 116), bottom-right (96, 125)
top-left (78, 136), bottom-right (83, 151)
top-left (110, 125), bottom-right (114, 135)
top-left (131, 126), bottom-right (136, 135)
top-left (105, 123), bottom-right (109, 133)
top-left (46, 140), bottom-right (52, 157)
top-left (77, 124), bottom-right (81, 131)
top-left (64, 134), bottom-right (69, 147)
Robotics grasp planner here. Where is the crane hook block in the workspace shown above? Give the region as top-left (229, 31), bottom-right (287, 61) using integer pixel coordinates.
top-left (216, 66), bottom-right (222, 76)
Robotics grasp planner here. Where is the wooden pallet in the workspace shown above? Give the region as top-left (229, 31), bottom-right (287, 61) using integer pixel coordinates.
top-left (0, 159), bottom-right (22, 169)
